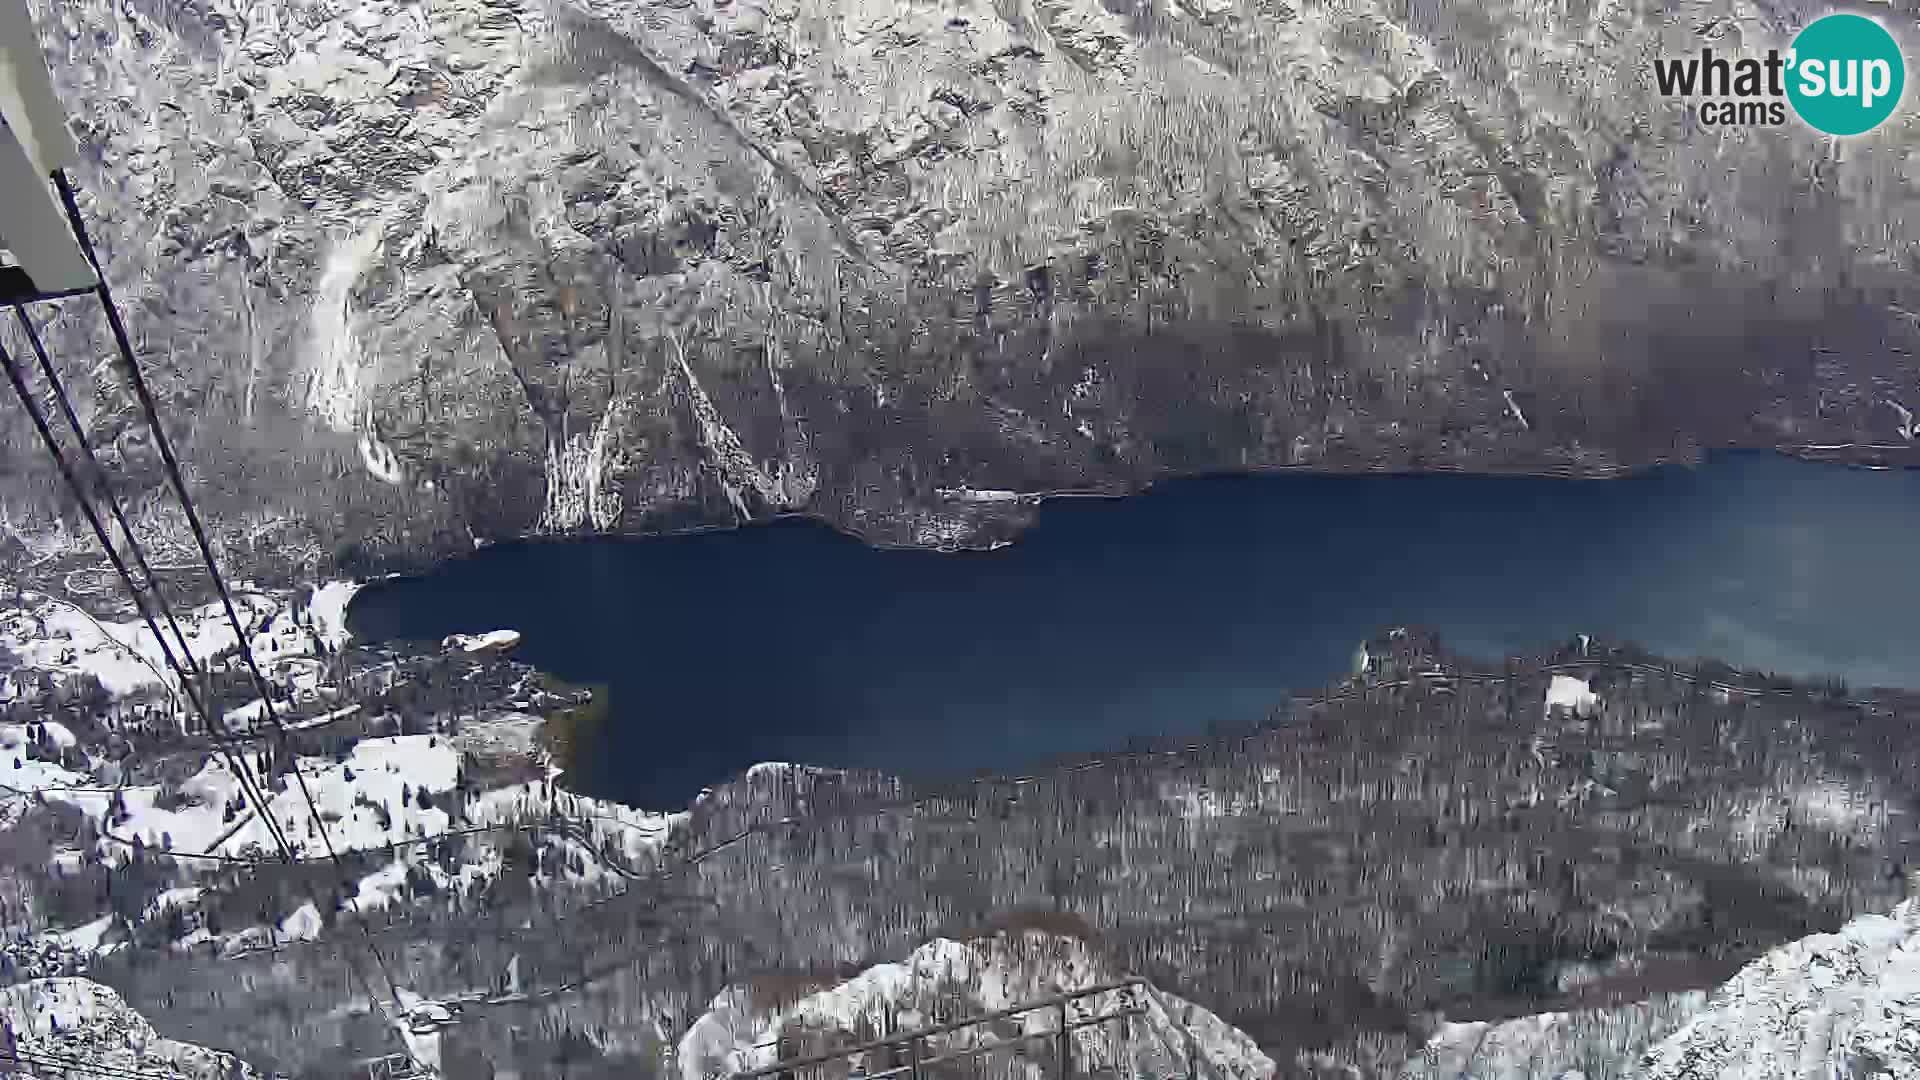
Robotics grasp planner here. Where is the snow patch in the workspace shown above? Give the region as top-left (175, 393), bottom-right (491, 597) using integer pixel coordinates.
top-left (307, 580), bottom-right (361, 651)
top-left (306, 229), bottom-right (382, 432)
top-left (146, 887), bottom-right (204, 919)
top-left (359, 431), bottom-right (408, 485)
top-left (48, 915), bottom-right (115, 955)
top-left (393, 989), bottom-right (447, 1072)
top-left (1503, 389), bottom-right (1531, 431)
top-left (936, 488), bottom-right (1025, 503)
top-left (278, 902), bottom-right (323, 942)
top-left (442, 629), bottom-right (522, 653)
top-left (0, 723), bottom-right (89, 796)
top-left (1889, 398), bottom-right (1915, 441)
top-left (1545, 675), bottom-right (1599, 719)
top-left (466, 781), bottom-right (679, 866)
top-left (680, 934), bottom-right (1273, 1080)
top-left (48, 734), bottom-right (460, 862)
top-left (224, 699), bottom-right (268, 730)
top-left (1639, 900), bottom-right (1920, 1080)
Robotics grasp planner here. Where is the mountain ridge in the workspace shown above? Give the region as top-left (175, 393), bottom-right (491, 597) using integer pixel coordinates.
top-left (7, 0), bottom-right (1920, 574)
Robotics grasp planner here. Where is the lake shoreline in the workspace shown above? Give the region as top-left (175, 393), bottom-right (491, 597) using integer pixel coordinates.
top-left (348, 451), bottom-right (1920, 809)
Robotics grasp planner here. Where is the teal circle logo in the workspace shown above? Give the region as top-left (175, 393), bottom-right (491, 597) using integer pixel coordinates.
top-left (1787, 13), bottom-right (1905, 136)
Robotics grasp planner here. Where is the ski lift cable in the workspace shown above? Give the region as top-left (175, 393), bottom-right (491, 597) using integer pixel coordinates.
top-left (0, 330), bottom-right (295, 862)
top-left (4, 307), bottom-right (295, 853)
top-left (46, 170), bottom-right (416, 1016)
top-left (44, 170), bottom-right (418, 1019)
top-left (5, 261), bottom-right (424, 1075)
top-left (3, 11), bottom-right (418, 1057)
top-left (7, 305), bottom-right (296, 852)
top-left (13, 303), bottom-right (258, 727)
top-left (8, 304), bottom-right (298, 857)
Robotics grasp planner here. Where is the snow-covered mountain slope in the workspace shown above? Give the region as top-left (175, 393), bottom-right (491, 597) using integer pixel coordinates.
top-left (1396, 899), bottom-right (1920, 1080)
top-left (679, 931), bottom-right (1274, 1080)
top-left (1397, 993), bottom-right (1708, 1080)
top-left (1635, 899), bottom-right (1920, 1080)
top-left (0, 977), bottom-right (260, 1078)
top-left (11, 0), bottom-right (1920, 568)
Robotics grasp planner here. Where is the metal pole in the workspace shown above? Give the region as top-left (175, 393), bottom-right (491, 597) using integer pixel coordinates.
top-left (1057, 1002), bottom-right (1071, 1080)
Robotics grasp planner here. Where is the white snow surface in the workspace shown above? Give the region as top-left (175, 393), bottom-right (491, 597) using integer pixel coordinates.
top-left (1637, 899), bottom-right (1920, 1080)
top-left (222, 699), bottom-right (269, 730)
top-left (1545, 675), bottom-right (1600, 719)
top-left (936, 487), bottom-right (1025, 502)
top-left (146, 887), bottom-right (203, 919)
top-left (0, 581), bottom-right (361, 707)
top-left (443, 629), bottom-right (522, 653)
top-left (679, 933), bottom-right (1274, 1080)
top-left (49, 734), bottom-right (460, 862)
top-left (47, 915), bottom-right (117, 955)
top-left (0, 723), bottom-right (91, 800)
top-left (0, 977), bottom-right (259, 1078)
top-left (305, 580), bottom-right (361, 651)
top-left (278, 902), bottom-right (323, 943)
top-left (0, 598), bottom-right (205, 697)
top-left (465, 780), bottom-right (681, 867)
top-left (393, 989), bottom-right (446, 1072)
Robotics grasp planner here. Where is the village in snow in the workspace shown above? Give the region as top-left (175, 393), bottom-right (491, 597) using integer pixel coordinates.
top-left (0, 566), bottom-right (690, 1076)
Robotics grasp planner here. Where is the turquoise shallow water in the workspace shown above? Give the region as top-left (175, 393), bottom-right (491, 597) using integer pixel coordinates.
top-left (349, 452), bottom-right (1920, 808)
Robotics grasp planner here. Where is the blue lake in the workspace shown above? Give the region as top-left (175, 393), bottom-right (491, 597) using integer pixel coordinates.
top-left (348, 452), bottom-right (1920, 809)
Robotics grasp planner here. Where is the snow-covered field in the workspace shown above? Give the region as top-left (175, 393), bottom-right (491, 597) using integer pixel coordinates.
top-left (0, 580), bottom-right (361, 707)
top-left (0, 725), bottom-right (90, 794)
top-left (49, 734), bottom-right (459, 861)
top-left (0, 569), bottom-right (687, 972)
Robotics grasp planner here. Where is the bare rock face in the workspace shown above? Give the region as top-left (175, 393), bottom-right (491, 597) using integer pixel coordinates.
top-left (11, 0), bottom-right (1920, 563)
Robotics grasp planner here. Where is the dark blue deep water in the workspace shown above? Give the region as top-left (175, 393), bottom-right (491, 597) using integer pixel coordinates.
top-left (348, 453), bottom-right (1920, 809)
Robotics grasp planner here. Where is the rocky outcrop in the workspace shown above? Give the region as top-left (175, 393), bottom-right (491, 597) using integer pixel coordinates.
top-left (1396, 899), bottom-right (1920, 1080)
top-left (1398, 994), bottom-right (1709, 1080)
top-left (1635, 899), bottom-right (1920, 1080)
top-left (5, 0), bottom-right (1919, 567)
top-left (0, 977), bottom-right (263, 1078)
top-left (677, 931), bottom-right (1277, 1080)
